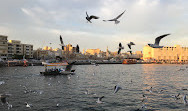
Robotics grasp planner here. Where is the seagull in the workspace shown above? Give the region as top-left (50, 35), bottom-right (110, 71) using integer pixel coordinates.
top-left (142, 94), bottom-right (147, 102)
top-left (56, 103), bottom-right (59, 107)
top-left (86, 12), bottom-right (99, 23)
top-left (148, 34), bottom-right (170, 48)
top-left (0, 81), bottom-right (5, 85)
top-left (84, 89), bottom-right (89, 95)
top-left (76, 44), bottom-right (79, 53)
top-left (68, 76), bottom-right (71, 80)
top-left (127, 50), bottom-right (132, 55)
top-left (146, 87), bottom-right (152, 93)
top-left (127, 42), bottom-right (135, 49)
top-left (114, 85), bottom-right (122, 93)
top-left (0, 94), bottom-right (11, 104)
top-left (172, 93), bottom-right (180, 100)
top-left (118, 42), bottom-right (124, 54)
top-left (60, 35), bottom-right (65, 50)
top-left (183, 95), bottom-right (188, 105)
top-left (25, 102), bottom-right (32, 108)
top-left (103, 10), bottom-right (126, 24)
top-left (96, 96), bottom-right (104, 104)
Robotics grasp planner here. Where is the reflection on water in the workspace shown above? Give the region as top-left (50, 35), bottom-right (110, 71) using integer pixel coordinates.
top-left (0, 64), bottom-right (188, 111)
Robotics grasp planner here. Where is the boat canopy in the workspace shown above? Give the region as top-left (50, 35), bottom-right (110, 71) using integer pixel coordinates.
top-left (43, 62), bottom-right (68, 66)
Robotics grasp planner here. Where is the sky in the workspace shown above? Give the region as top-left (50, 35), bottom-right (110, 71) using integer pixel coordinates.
top-left (0, 0), bottom-right (188, 52)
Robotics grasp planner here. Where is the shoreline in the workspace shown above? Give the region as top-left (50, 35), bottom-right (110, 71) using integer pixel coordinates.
top-left (0, 61), bottom-right (187, 67)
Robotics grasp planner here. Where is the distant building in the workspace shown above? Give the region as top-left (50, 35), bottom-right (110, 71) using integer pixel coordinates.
top-left (143, 45), bottom-right (188, 63)
top-left (86, 48), bottom-right (101, 56)
top-left (8, 40), bottom-right (33, 59)
top-left (43, 46), bottom-right (52, 51)
top-left (0, 35), bottom-right (8, 60)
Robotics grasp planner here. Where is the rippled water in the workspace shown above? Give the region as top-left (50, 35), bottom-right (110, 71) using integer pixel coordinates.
top-left (0, 64), bottom-right (188, 111)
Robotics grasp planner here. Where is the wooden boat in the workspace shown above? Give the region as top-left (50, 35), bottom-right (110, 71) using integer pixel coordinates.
top-left (122, 59), bottom-right (136, 64)
top-left (40, 61), bottom-right (76, 76)
top-left (40, 70), bottom-right (75, 75)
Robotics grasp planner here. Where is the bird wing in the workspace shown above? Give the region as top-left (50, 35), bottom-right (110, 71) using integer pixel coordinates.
top-left (114, 85), bottom-right (117, 91)
top-left (119, 43), bottom-right (122, 47)
top-left (155, 34), bottom-right (170, 45)
top-left (76, 45), bottom-right (79, 53)
top-left (65, 61), bottom-right (76, 71)
top-left (115, 10), bottom-right (125, 20)
top-left (128, 44), bottom-right (131, 49)
top-left (86, 11), bottom-right (89, 18)
top-left (60, 35), bottom-right (64, 45)
top-left (90, 15), bottom-right (99, 19)
top-left (118, 49), bottom-right (121, 54)
top-left (99, 96), bottom-right (104, 101)
top-left (103, 18), bottom-right (116, 21)
top-left (130, 42), bottom-right (135, 45)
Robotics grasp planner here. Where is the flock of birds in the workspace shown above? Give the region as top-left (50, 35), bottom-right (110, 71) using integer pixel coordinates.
top-left (59, 10), bottom-right (171, 56)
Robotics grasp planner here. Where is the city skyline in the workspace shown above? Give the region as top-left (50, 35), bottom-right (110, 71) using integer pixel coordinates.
top-left (0, 0), bottom-right (188, 52)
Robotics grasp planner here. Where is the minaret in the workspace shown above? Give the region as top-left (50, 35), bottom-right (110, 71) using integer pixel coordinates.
top-left (83, 49), bottom-right (85, 55)
top-left (106, 46), bottom-right (109, 57)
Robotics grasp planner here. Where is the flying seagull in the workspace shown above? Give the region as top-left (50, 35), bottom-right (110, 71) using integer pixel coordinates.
top-left (146, 87), bottom-right (152, 93)
top-left (118, 42), bottom-right (124, 54)
top-left (86, 12), bottom-right (99, 23)
top-left (148, 34), bottom-right (170, 48)
top-left (103, 10), bottom-right (126, 24)
top-left (127, 50), bottom-right (132, 55)
top-left (96, 96), bottom-right (104, 104)
top-left (65, 61), bottom-right (76, 72)
top-left (183, 95), bottom-right (188, 105)
top-left (25, 102), bottom-right (32, 108)
top-left (76, 44), bottom-right (79, 53)
top-left (114, 85), bottom-right (122, 93)
top-left (127, 42), bottom-right (135, 49)
top-left (60, 35), bottom-right (65, 50)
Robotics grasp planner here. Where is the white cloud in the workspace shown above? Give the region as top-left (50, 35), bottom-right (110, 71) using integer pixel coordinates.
top-left (0, 0), bottom-right (187, 52)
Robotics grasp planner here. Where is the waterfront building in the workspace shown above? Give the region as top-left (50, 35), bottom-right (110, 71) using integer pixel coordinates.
top-left (143, 45), bottom-right (188, 63)
top-left (43, 46), bottom-right (52, 51)
top-left (8, 40), bottom-right (33, 59)
top-left (0, 35), bottom-right (8, 60)
top-left (86, 48), bottom-right (101, 56)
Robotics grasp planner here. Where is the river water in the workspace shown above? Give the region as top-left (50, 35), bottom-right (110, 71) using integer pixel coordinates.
top-left (0, 64), bottom-right (188, 111)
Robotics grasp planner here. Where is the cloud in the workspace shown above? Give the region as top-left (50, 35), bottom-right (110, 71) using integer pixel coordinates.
top-left (0, 0), bottom-right (187, 52)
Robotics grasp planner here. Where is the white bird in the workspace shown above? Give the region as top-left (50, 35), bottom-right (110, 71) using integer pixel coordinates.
top-left (84, 89), bottom-right (89, 95)
top-left (68, 76), bottom-right (71, 80)
top-left (7, 103), bottom-right (13, 110)
top-left (0, 81), bottom-right (5, 85)
top-left (56, 103), bottom-right (59, 107)
top-left (183, 95), bottom-right (188, 105)
top-left (114, 85), bottom-right (122, 94)
top-left (103, 10), bottom-right (126, 24)
top-left (96, 96), bottom-right (104, 104)
top-left (146, 87), bottom-right (152, 93)
top-left (25, 102), bottom-right (32, 108)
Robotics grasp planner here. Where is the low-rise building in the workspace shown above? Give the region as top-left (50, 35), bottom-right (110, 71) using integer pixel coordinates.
top-left (8, 40), bottom-right (33, 59)
top-left (0, 35), bottom-right (8, 60)
top-left (143, 45), bottom-right (188, 63)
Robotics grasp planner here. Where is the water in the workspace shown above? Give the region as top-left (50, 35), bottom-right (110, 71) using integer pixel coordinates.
top-left (0, 64), bottom-right (188, 111)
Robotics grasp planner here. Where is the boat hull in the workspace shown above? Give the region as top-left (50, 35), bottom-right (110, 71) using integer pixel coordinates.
top-left (122, 59), bottom-right (136, 64)
top-left (40, 71), bottom-right (74, 76)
